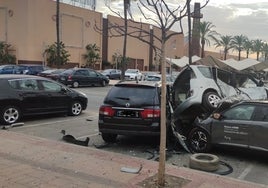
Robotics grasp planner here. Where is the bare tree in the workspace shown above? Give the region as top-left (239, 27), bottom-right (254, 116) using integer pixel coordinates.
top-left (98, 0), bottom-right (209, 186)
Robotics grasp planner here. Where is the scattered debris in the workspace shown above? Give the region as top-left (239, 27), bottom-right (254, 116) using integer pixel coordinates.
top-left (120, 164), bottom-right (142, 174)
top-left (2, 122), bottom-right (24, 130)
top-left (61, 130), bottom-right (89, 147)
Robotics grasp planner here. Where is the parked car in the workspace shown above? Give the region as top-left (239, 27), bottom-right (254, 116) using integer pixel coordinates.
top-left (124, 69), bottom-right (143, 80)
top-left (171, 65), bottom-right (268, 135)
top-left (0, 64), bottom-right (20, 74)
top-left (18, 64), bottom-right (50, 75)
top-left (37, 69), bottom-right (66, 81)
top-left (188, 100), bottom-right (268, 153)
top-left (0, 74), bottom-right (88, 125)
top-left (58, 68), bottom-right (109, 88)
top-left (145, 74), bottom-right (175, 84)
top-left (98, 81), bottom-right (172, 143)
top-left (101, 69), bottom-right (121, 79)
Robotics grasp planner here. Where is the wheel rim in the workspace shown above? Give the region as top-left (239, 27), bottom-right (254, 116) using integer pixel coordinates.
top-left (4, 107), bottom-right (19, 124)
top-left (208, 94), bottom-right (221, 108)
top-left (190, 130), bottom-right (208, 151)
top-left (73, 82), bottom-right (79, 88)
top-left (72, 103), bottom-right (82, 115)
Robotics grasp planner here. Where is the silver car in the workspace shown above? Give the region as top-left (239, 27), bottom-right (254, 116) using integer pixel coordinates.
top-left (188, 100), bottom-right (268, 153)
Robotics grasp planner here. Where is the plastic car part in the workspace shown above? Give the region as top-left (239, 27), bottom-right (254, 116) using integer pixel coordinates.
top-left (1, 106), bottom-right (21, 125)
top-left (101, 133), bottom-right (117, 143)
top-left (188, 127), bottom-right (211, 153)
top-left (189, 153), bottom-right (220, 172)
top-left (69, 101), bottom-right (82, 116)
top-left (120, 164), bottom-right (142, 174)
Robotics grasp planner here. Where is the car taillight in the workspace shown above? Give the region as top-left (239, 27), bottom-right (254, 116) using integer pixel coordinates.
top-left (67, 75), bottom-right (72, 81)
top-left (141, 109), bottom-right (160, 118)
top-left (99, 106), bottom-right (115, 116)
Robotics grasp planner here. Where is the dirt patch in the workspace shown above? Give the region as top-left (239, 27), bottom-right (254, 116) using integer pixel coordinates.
top-left (138, 173), bottom-right (191, 188)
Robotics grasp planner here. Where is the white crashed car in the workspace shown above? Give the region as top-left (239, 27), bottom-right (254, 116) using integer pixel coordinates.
top-left (124, 69), bottom-right (143, 80)
top-left (171, 65), bottom-right (268, 131)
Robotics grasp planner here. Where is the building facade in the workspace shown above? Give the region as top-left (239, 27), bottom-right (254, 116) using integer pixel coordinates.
top-left (0, 0), bottom-right (185, 70)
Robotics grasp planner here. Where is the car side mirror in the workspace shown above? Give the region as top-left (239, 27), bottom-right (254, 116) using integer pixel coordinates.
top-left (61, 87), bottom-right (67, 93)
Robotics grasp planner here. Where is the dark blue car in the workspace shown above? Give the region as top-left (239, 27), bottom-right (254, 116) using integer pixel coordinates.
top-left (0, 64), bottom-right (20, 74)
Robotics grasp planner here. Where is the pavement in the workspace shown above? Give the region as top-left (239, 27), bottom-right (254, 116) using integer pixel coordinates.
top-left (0, 130), bottom-right (267, 188)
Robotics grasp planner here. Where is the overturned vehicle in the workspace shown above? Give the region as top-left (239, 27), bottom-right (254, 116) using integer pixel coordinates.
top-left (170, 65), bottom-right (268, 139)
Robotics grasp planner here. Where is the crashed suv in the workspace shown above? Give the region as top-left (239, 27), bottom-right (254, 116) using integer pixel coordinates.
top-left (171, 65), bottom-right (268, 135)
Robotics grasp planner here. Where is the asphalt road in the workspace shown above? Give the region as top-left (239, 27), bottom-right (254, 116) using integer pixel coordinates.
top-left (5, 84), bottom-right (268, 186)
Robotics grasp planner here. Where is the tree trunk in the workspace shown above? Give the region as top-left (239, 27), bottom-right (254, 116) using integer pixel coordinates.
top-left (121, 0), bottom-right (128, 80)
top-left (157, 33), bottom-right (167, 187)
top-left (187, 0), bottom-right (192, 64)
top-left (56, 0), bottom-right (60, 68)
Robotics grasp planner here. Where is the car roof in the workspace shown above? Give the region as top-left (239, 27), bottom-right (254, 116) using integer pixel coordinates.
top-left (0, 74), bottom-right (44, 80)
top-left (115, 80), bottom-right (161, 88)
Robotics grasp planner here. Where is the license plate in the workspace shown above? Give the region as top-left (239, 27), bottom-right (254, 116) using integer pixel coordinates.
top-left (117, 110), bottom-right (139, 118)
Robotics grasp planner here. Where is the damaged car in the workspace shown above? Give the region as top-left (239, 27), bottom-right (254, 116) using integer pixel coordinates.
top-left (188, 100), bottom-right (268, 153)
top-left (171, 65), bottom-right (268, 136)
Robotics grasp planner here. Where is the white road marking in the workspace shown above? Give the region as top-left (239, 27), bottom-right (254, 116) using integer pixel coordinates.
top-left (237, 164), bottom-right (253, 180)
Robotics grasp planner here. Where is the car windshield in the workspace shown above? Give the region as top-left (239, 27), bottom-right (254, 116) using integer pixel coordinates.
top-left (104, 85), bottom-right (159, 106)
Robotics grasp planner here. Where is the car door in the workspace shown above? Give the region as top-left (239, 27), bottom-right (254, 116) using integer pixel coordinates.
top-left (88, 70), bottom-right (100, 85)
top-left (211, 104), bottom-right (256, 148)
top-left (38, 80), bottom-right (69, 112)
top-left (17, 79), bottom-right (47, 114)
top-left (249, 105), bottom-right (268, 151)
top-left (73, 69), bottom-right (90, 86)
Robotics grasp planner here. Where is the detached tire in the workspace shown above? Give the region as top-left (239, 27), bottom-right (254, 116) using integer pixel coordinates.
top-left (189, 153), bottom-right (220, 172)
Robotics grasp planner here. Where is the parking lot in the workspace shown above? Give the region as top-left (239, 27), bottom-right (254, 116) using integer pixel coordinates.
top-left (3, 85), bottom-right (268, 186)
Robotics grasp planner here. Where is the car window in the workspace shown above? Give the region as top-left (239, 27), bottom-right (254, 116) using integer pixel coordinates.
top-left (18, 79), bottom-right (39, 91)
top-left (105, 86), bottom-right (159, 106)
top-left (89, 70), bottom-right (98, 77)
top-left (40, 80), bottom-right (62, 92)
top-left (74, 70), bottom-right (89, 76)
top-left (198, 67), bottom-right (212, 78)
top-left (254, 106), bottom-right (268, 122)
top-left (223, 104), bottom-right (255, 121)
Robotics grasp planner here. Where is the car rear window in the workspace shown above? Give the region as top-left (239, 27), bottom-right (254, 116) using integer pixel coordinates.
top-left (104, 85), bottom-right (159, 106)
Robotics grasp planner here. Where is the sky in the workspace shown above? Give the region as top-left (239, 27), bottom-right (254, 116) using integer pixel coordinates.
top-left (62, 0), bottom-right (268, 51)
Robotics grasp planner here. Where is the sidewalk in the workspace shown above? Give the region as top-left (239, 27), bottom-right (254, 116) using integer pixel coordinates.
top-left (0, 131), bottom-right (267, 188)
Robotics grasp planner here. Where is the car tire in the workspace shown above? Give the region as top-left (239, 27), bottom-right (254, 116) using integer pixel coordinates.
top-left (189, 153), bottom-right (220, 172)
top-left (101, 80), bottom-right (106, 87)
top-left (72, 81), bottom-right (79, 88)
top-left (68, 101), bottom-right (82, 116)
top-left (1, 106), bottom-right (21, 125)
top-left (188, 127), bottom-right (211, 153)
top-left (101, 133), bottom-right (117, 143)
top-left (202, 92), bottom-right (221, 111)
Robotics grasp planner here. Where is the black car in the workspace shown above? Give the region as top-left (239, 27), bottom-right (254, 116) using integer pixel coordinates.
top-left (18, 64), bottom-right (50, 75)
top-left (58, 68), bottom-right (109, 88)
top-left (188, 100), bottom-right (268, 153)
top-left (37, 69), bottom-right (66, 81)
top-left (101, 69), bottom-right (121, 79)
top-left (98, 81), bottom-right (172, 143)
top-left (0, 74), bottom-right (88, 125)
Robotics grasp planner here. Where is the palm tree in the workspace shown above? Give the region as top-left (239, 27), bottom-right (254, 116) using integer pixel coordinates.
top-left (214, 35), bottom-right (233, 60)
top-left (199, 21), bottom-right (218, 58)
top-left (252, 39), bottom-right (263, 61)
top-left (261, 42), bottom-right (268, 61)
top-left (231, 34), bottom-right (247, 60)
top-left (243, 38), bottom-right (252, 58)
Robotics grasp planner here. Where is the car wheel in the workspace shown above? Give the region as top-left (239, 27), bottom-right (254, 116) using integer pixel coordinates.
top-left (72, 81), bottom-right (79, 88)
top-left (188, 127), bottom-right (211, 153)
top-left (101, 133), bottom-right (117, 143)
top-left (1, 106), bottom-right (21, 125)
top-left (202, 92), bottom-right (221, 110)
top-left (101, 80), bottom-right (106, 87)
top-left (189, 153), bottom-right (220, 172)
top-left (68, 101), bottom-right (82, 116)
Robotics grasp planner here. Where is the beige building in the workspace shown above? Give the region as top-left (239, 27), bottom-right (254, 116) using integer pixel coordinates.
top-left (0, 0), bottom-right (185, 70)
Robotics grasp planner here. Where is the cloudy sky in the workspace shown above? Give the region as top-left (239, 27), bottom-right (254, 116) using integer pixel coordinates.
top-left (94, 0), bottom-right (268, 42)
